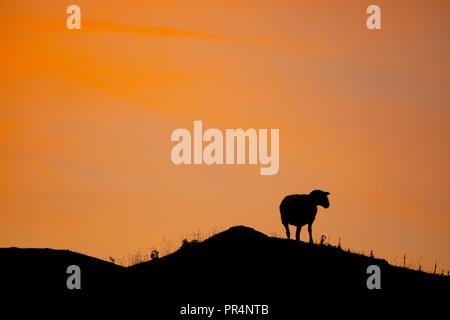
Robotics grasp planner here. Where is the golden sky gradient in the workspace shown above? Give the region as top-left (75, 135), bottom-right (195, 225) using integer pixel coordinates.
top-left (1, 0), bottom-right (449, 271)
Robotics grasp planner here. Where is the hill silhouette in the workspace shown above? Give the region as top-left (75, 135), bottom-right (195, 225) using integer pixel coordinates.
top-left (1, 226), bottom-right (448, 314)
top-left (1, 247), bottom-right (125, 296)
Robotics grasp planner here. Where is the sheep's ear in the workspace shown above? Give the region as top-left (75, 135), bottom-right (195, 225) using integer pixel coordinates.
top-left (325, 192), bottom-right (330, 195)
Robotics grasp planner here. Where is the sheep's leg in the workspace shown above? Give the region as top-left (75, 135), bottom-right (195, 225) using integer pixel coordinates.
top-left (295, 226), bottom-right (301, 241)
top-left (283, 224), bottom-right (290, 239)
top-left (308, 224), bottom-right (313, 243)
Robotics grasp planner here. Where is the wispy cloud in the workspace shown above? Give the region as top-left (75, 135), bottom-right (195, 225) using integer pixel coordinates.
top-left (87, 19), bottom-right (230, 41)
top-left (1, 16), bottom-right (270, 44)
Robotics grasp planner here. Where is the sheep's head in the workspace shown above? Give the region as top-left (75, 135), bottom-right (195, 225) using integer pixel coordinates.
top-left (310, 190), bottom-right (330, 209)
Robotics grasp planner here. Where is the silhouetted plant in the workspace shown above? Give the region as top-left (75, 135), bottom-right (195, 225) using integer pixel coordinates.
top-left (403, 254), bottom-right (406, 268)
top-left (319, 235), bottom-right (326, 246)
top-left (433, 261), bottom-right (438, 274)
top-left (125, 249), bottom-right (151, 266)
top-left (109, 257), bottom-right (115, 264)
top-left (181, 238), bottom-right (200, 250)
top-left (115, 226), bottom-right (224, 266)
top-left (151, 250), bottom-right (159, 260)
top-left (370, 250), bottom-right (374, 259)
top-left (337, 237), bottom-right (341, 249)
top-left (416, 258), bottom-right (422, 272)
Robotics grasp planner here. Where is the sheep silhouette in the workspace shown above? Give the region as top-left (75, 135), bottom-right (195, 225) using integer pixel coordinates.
top-left (279, 190), bottom-right (330, 243)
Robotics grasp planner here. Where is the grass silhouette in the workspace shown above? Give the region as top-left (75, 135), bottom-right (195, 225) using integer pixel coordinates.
top-left (116, 226), bottom-right (449, 277)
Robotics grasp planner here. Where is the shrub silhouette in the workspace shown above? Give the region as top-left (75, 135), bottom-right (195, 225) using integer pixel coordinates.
top-left (150, 250), bottom-right (159, 260)
top-left (181, 239), bottom-right (199, 250)
top-left (319, 235), bottom-right (326, 245)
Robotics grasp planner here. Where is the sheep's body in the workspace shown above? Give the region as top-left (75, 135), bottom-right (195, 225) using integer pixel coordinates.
top-left (279, 190), bottom-right (330, 243)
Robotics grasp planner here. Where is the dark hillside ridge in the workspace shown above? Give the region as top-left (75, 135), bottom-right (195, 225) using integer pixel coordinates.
top-left (1, 226), bottom-right (448, 311)
top-left (128, 226), bottom-right (447, 297)
top-left (0, 247), bottom-right (125, 295)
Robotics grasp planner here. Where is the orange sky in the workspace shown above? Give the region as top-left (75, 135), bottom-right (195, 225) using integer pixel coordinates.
top-left (1, 0), bottom-right (449, 271)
